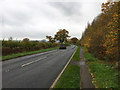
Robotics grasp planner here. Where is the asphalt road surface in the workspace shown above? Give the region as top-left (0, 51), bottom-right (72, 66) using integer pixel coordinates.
top-left (2, 45), bottom-right (77, 88)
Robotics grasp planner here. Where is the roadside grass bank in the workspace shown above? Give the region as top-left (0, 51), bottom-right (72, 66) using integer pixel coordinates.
top-left (2, 47), bottom-right (59, 61)
top-left (54, 46), bottom-right (80, 89)
top-left (72, 46), bottom-right (80, 61)
top-left (54, 65), bottom-right (80, 88)
top-left (83, 47), bottom-right (119, 88)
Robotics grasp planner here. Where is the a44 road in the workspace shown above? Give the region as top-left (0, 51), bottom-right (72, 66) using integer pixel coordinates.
top-left (2, 46), bottom-right (77, 88)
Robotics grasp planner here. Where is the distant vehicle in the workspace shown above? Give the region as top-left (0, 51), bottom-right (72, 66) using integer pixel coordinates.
top-left (59, 43), bottom-right (66, 49)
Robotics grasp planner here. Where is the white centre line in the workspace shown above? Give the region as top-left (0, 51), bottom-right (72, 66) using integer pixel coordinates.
top-left (21, 57), bottom-right (47, 67)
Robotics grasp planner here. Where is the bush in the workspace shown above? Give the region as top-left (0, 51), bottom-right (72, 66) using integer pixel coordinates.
top-left (2, 40), bottom-right (58, 56)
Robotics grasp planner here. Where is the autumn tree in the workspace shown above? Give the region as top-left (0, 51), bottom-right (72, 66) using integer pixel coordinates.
top-left (46, 36), bottom-right (55, 43)
top-left (67, 39), bottom-right (71, 44)
top-left (8, 37), bottom-right (13, 41)
top-left (70, 37), bottom-right (78, 44)
top-left (54, 29), bottom-right (70, 43)
top-left (22, 38), bottom-right (29, 42)
top-left (102, 2), bottom-right (119, 61)
top-left (80, 1), bottom-right (119, 61)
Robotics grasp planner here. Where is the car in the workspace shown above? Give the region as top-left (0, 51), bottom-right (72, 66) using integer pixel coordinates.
top-left (59, 43), bottom-right (66, 49)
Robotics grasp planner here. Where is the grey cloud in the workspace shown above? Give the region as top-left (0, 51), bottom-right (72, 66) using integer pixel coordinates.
top-left (2, 28), bottom-right (49, 40)
top-left (49, 2), bottom-right (82, 16)
top-left (1, 0), bottom-right (107, 40)
top-left (3, 6), bottom-right (32, 26)
top-left (48, 2), bottom-right (83, 24)
top-left (4, 12), bottom-right (32, 26)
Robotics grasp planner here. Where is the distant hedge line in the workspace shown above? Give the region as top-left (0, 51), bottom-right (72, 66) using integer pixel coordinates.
top-left (2, 40), bottom-right (58, 56)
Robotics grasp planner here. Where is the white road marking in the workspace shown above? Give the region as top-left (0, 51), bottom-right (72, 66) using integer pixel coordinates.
top-left (21, 57), bottom-right (47, 67)
top-left (6, 69), bottom-right (9, 72)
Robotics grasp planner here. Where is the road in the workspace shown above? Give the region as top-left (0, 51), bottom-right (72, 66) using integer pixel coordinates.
top-left (2, 45), bottom-right (77, 88)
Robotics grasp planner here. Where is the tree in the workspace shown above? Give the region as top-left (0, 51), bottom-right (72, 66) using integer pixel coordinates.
top-left (102, 2), bottom-right (119, 61)
top-left (8, 37), bottom-right (13, 41)
top-left (41, 39), bottom-right (46, 42)
top-left (54, 29), bottom-right (70, 43)
top-left (46, 36), bottom-right (55, 43)
top-left (80, 1), bottom-right (119, 61)
top-left (70, 37), bottom-right (78, 44)
top-left (22, 38), bottom-right (29, 42)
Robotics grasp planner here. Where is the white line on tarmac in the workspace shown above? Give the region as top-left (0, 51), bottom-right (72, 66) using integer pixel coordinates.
top-left (21, 57), bottom-right (47, 67)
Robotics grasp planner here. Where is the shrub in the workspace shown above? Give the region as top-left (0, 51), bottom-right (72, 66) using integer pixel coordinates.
top-left (2, 40), bottom-right (58, 56)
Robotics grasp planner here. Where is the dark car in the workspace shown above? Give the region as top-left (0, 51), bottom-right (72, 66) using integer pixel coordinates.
top-left (59, 43), bottom-right (66, 49)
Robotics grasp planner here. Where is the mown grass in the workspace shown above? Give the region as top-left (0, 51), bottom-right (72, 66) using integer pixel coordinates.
top-left (88, 62), bottom-right (118, 88)
top-left (72, 46), bottom-right (80, 61)
top-left (84, 52), bottom-right (98, 62)
top-left (83, 47), bottom-right (119, 88)
top-left (54, 65), bottom-right (80, 88)
top-left (2, 47), bottom-right (58, 61)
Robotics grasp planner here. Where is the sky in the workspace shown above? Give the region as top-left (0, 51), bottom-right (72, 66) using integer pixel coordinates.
top-left (0, 0), bottom-right (109, 40)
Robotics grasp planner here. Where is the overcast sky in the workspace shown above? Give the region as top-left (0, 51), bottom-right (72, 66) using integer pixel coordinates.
top-left (0, 0), bottom-right (108, 40)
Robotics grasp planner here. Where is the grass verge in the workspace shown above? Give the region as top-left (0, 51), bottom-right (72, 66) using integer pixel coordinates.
top-left (83, 47), bottom-right (119, 88)
top-left (2, 47), bottom-right (58, 61)
top-left (54, 65), bottom-right (80, 88)
top-left (84, 52), bottom-right (98, 62)
top-left (72, 46), bottom-right (80, 61)
top-left (54, 47), bottom-right (80, 89)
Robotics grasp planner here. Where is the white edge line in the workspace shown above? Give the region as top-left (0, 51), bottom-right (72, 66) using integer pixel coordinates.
top-left (49, 47), bottom-right (78, 89)
top-left (21, 57), bottom-right (47, 67)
